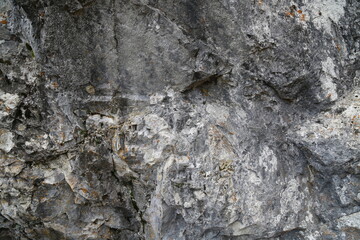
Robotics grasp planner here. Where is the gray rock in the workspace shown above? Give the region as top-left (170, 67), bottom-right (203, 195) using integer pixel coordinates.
top-left (0, 0), bottom-right (359, 239)
top-left (0, 129), bottom-right (14, 152)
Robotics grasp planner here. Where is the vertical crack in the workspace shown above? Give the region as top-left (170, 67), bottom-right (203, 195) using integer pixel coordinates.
top-left (112, 0), bottom-right (119, 50)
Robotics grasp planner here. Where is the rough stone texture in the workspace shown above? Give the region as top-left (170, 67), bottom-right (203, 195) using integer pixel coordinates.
top-left (0, 0), bottom-right (359, 239)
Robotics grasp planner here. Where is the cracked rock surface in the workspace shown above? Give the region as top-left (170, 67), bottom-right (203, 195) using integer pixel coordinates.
top-left (0, 0), bottom-right (359, 239)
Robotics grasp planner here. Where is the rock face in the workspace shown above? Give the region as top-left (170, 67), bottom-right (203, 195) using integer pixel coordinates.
top-left (0, 0), bottom-right (359, 239)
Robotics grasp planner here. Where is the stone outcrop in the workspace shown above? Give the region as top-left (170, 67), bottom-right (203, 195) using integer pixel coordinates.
top-left (0, 0), bottom-right (359, 239)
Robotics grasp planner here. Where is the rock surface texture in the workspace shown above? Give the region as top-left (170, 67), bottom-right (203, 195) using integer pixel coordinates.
top-left (0, 0), bottom-right (359, 239)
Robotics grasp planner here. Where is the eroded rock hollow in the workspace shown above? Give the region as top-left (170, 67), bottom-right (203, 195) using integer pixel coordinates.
top-left (0, 0), bottom-right (359, 239)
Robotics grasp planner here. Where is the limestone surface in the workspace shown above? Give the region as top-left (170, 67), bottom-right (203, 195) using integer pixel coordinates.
top-left (0, 0), bottom-right (359, 239)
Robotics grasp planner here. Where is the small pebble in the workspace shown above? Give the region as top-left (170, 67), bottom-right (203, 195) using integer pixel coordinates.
top-left (86, 85), bottom-right (96, 95)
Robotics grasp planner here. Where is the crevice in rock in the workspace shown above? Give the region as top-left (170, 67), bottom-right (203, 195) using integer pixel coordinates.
top-left (181, 73), bottom-right (221, 93)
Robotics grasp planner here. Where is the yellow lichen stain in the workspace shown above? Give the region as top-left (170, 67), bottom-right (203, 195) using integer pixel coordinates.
top-left (38, 71), bottom-right (45, 77)
top-left (300, 14), bottom-right (306, 21)
top-left (336, 44), bottom-right (341, 51)
top-left (119, 153), bottom-right (127, 161)
top-left (51, 82), bottom-right (59, 89)
top-left (350, 115), bottom-right (360, 128)
top-left (80, 188), bottom-right (88, 194)
top-left (285, 12), bottom-right (295, 17)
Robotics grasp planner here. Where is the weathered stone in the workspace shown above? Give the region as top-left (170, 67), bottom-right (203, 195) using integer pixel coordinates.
top-left (0, 129), bottom-right (14, 153)
top-left (0, 0), bottom-right (359, 239)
